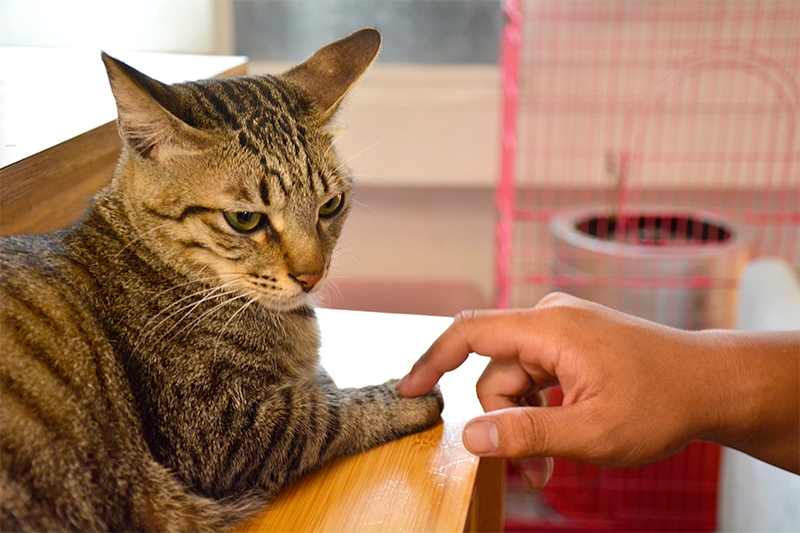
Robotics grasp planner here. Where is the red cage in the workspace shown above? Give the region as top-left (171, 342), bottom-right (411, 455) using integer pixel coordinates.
top-left (496, 1), bottom-right (799, 531)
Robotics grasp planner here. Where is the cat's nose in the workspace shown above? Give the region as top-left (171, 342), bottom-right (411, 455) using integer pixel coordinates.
top-left (289, 272), bottom-right (324, 292)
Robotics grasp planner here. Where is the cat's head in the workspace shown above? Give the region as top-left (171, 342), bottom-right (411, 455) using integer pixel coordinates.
top-left (101, 29), bottom-right (380, 311)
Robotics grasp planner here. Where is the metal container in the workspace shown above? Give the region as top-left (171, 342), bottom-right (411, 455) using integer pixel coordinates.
top-left (549, 209), bottom-right (749, 329)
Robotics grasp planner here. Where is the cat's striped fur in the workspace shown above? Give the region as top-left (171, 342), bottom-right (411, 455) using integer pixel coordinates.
top-left (0, 29), bottom-right (443, 532)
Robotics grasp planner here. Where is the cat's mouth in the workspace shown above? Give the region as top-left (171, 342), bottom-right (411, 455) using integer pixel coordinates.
top-left (237, 272), bottom-right (325, 312)
top-left (201, 265), bottom-right (327, 313)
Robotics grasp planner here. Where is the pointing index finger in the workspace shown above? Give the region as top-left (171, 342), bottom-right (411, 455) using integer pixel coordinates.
top-left (396, 317), bottom-right (469, 397)
top-left (397, 309), bottom-right (528, 397)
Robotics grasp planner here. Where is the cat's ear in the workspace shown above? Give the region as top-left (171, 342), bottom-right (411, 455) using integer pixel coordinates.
top-left (281, 28), bottom-right (381, 122)
top-left (101, 53), bottom-right (210, 165)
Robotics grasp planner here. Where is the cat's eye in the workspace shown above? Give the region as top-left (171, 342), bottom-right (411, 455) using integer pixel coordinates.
top-left (224, 211), bottom-right (264, 233)
top-left (319, 193), bottom-right (345, 218)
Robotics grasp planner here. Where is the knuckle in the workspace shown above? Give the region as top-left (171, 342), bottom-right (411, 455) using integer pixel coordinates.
top-left (474, 369), bottom-right (496, 411)
top-left (474, 361), bottom-right (498, 396)
top-left (536, 291), bottom-right (574, 308)
top-left (475, 373), bottom-right (488, 397)
top-left (452, 308), bottom-right (480, 333)
top-left (450, 310), bottom-right (477, 346)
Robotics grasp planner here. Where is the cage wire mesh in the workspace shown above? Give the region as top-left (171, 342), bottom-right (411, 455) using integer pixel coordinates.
top-left (496, 0), bottom-right (799, 531)
top-left (496, 0), bottom-right (799, 312)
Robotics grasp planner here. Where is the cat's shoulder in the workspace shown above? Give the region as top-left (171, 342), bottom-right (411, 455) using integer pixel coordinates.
top-left (0, 232), bottom-right (69, 269)
top-left (0, 229), bottom-right (99, 299)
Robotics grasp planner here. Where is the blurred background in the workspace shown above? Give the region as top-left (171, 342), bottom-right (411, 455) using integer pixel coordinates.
top-left (2, 1), bottom-right (797, 531)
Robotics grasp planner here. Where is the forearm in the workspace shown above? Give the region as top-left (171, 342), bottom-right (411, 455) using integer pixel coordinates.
top-left (697, 330), bottom-right (799, 473)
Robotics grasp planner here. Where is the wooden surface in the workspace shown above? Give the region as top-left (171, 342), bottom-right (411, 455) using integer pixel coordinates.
top-left (0, 47), bottom-right (248, 235)
top-left (0, 122), bottom-right (121, 235)
top-left (236, 309), bottom-right (498, 532)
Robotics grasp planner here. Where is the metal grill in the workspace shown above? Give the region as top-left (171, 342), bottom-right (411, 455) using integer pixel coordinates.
top-left (496, 0), bottom-right (799, 313)
top-left (497, 1), bottom-right (799, 531)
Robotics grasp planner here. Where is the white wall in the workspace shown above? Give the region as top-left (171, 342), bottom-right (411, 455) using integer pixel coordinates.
top-left (334, 63), bottom-right (501, 188)
top-left (0, 0), bottom-right (233, 55)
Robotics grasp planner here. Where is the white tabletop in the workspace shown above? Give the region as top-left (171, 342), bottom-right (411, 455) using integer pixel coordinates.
top-left (317, 308), bottom-right (486, 420)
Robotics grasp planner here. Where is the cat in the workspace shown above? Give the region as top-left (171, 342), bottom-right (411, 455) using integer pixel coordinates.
top-left (0, 28), bottom-right (443, 532)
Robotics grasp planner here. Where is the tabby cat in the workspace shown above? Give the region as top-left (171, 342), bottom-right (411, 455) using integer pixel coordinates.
top-left (0, 29), bottom-right (443, 532)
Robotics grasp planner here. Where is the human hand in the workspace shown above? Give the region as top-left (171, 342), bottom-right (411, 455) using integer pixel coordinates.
top-left (397, 293), bottom-right (733, 488)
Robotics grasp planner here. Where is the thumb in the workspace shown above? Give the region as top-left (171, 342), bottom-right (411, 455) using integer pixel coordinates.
top-left (462, 405), bottom-right (587, 459)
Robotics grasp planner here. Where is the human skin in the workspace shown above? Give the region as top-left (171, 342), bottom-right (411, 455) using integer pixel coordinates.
top-left (397, 293), bottom-right (800, 489)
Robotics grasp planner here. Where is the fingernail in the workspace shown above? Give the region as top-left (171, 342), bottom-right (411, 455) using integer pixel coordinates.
top-left (463, 420), bottom-right (499, 454)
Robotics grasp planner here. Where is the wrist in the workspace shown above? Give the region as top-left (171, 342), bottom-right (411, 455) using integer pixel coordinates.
top-left (694, 330), bottom-right (799, 473)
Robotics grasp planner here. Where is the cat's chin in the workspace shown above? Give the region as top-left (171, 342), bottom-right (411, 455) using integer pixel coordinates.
top-left (255, 293), bottom-right (316, 313)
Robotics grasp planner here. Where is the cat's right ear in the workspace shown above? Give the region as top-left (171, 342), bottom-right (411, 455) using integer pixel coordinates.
top-left (101, 53), bottom-right (210, 165)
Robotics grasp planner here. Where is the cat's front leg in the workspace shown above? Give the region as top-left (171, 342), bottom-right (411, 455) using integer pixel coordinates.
top-left (327, 376), bottom-right (444, 456)
top-left (246, 371), bottom-right (443, 496)
top-left (162, 368), bottom-right (442, 502)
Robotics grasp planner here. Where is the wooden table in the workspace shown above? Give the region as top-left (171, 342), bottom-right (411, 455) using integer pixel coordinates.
top-left (0, 48), bottom-right (504, 532)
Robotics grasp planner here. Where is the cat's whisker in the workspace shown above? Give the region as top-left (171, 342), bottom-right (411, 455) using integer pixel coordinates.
top-left (315, 277), bottom-right (344, 309)
top-left (149, 275), bottom-right (239, 300)
top-left (139, 286), bottom-right (220, 339)
top-left (350, 197), bottom-right (373, 212)
top-left (139, 285), bottom-right (243, 348)
top-left (328, 121), bottom-right (371, 142)
top-left (145, 279), bottom-right (241, 327)
top-left (112, 223), bottom-right (173, 260)
top-left (326, 123), bottom-right (369, 151)
top-left (330, 243), bottom-right (369, 270)
top-left (162, 287), bottom-right (241, 329)
top-left (171, 291), bottom-right (256, 341)
top-left (332, 138), bottom-right (383, 174)
top-left (214, 293), bottom-right (259, 355)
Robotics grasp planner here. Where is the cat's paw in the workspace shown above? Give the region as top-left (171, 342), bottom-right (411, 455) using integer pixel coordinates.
top-left (339, 379), bottom-right (444, 454)
top-left (383, 378), bottom-right (444, 434)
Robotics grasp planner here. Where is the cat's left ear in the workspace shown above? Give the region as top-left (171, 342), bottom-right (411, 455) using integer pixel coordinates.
top-left (281, 28), bottom-right (381, 122)
top-left (101, 53), bottom-right (212, 165)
